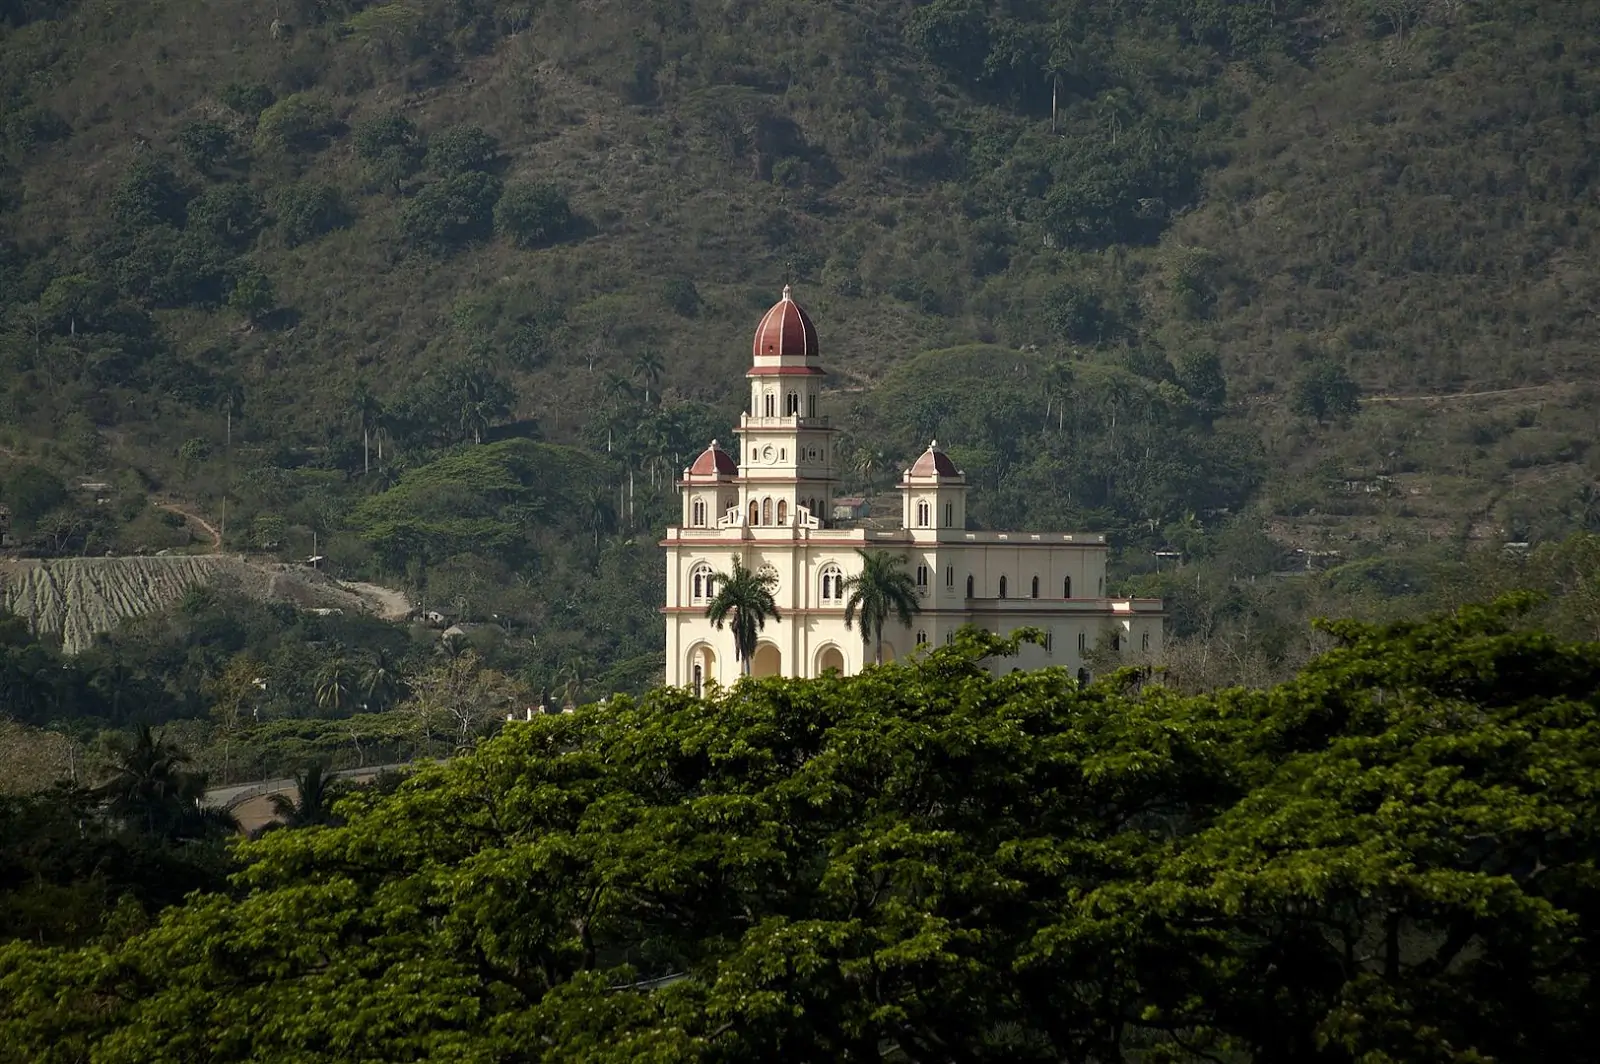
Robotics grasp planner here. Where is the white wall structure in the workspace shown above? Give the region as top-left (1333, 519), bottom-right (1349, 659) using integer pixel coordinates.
top-left (663, 287), bottom-right (1164, 691)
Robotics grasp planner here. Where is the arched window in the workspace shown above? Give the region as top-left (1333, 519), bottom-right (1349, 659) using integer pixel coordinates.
top-left (1142, 632), bottom-right (1150, 652)
top-left (915, 564), bottom-right (928, 590)
top-left (944, 631), bottom-right (954, 645)
top-left (916, 501), bottom-right (930, 527)
top-left (965, 574), bottom-right (974, 598)
top-left (777, 500), bottom-right (788, 524)
top-left (915, 630), bottom-right (928, 646)
top-left (1111, 632), bottom-right (1121, 652)
top-left (1030, 576), bottom-right (1039, 599)
top-left (785, 392), bottom-right (799, 415)
top-left (945, 565), bottom-right (954, 588)
top-left (807, 394), bottom-right (817, 417)
top-left (691, 563), bottom-right (715, 603)
top-left (1044, 629), bottom-right (1054, 652)
top-left (1078, 632), bottom-right (1087, 653)
top-left (820, 564), bottom-right (844, 603)
top-left (692, 500), bottom-right (706, 527)
top-left (762, 497), bottom-right (773, 524)
top-left (999, 576), bottom-right (1008, 599)
top-left (944, 502), bottom-right (953, 527)
top-left (764, 393), bottom-right (775, 417)
top-left (748, 501), bottom-right (759, 526)
top-left (1063, 576), bottom-right (1072, 598)
top-left (1098, 577), bottom-right (1104, 596)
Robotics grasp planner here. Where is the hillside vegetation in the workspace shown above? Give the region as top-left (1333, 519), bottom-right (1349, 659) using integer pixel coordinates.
top-left (1, 0), bottom-right (1598, 693)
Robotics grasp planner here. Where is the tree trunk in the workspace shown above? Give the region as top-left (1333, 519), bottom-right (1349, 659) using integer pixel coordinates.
top-left (363, 427), bottom-right (370, 474)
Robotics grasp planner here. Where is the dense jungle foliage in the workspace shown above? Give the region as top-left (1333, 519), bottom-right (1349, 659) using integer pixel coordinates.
top-left (2, 0), bottom-right (1600, 778)
top-left (5, 605), bottom-right (1600, 1062)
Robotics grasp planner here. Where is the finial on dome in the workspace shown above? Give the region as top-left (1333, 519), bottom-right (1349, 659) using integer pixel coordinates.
top-left (930, 439), bottom-right (938, 449)
top-left (710, 438), bottom-right (720, 448)
top-left (781, 283), bottom-right (792, 300)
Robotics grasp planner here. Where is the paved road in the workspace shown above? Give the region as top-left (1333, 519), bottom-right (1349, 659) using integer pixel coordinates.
top-left (203, 762), bottom-right (417, 809)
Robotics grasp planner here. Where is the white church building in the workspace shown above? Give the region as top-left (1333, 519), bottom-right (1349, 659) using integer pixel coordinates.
top-left (662, 287), bottom-right (1164, 690)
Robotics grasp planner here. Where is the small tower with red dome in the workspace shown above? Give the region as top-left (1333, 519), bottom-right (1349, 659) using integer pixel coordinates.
top-left (900, 440), bottom-right (969, 533)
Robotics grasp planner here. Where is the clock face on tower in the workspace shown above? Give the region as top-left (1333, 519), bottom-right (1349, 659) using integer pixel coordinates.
top-left (762, 445), bottom-right (774, 462)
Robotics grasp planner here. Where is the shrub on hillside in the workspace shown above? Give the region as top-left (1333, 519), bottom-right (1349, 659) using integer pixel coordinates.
top-left (186, 183), bottom-right (264, 247)
top-left (0, 463), bottom-right (66, 529)
top-left (219, 81), bottom-right (274, 122)
top-left (272, 182), bottom-right (349, 247)
top-left (176, 119), bottom-right (236, 174)
top-left (353, 111), bottom-right (423, 192)
top-left (1292, 358), bottom-right (1362, 424)
top-left (227, 266), bottom-right (275, 325)
top-left (492, 181), bottom-right (574, 249)
top-left (425, 124), bottom-right (498, 176)
top-left (111, 156), bottom-right (190, 229)
top-left (1, 103), bottom-right (71, 154)
top-left (253, 93), bottom-right (340, 158)
top-left (401, 172), bottom-right (500, 253)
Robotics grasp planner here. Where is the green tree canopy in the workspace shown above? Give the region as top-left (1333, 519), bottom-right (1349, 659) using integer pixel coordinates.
top-left (3, 604), bottom-right (1599, 1060)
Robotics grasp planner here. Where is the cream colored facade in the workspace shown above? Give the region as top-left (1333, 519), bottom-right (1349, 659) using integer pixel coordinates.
top-left (662, 289), bottom-right (1163, 690)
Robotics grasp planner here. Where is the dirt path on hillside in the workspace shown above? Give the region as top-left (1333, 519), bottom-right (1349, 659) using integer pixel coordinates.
top-left (1361, 383), bottom-right (1572, 404)
top-left (154, 499), bottom-right (222, 550)
top-left (339, 580), bottom-right (413, 621)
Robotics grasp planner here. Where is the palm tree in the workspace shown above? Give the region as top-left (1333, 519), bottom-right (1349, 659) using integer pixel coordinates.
top-left (841, 549), bottom-right (921, 666)
top-left (269, 763), bottom-right (346, 829)
top-left (315, 660), bottom-right (357, 714)
top-left (351, 383), bottom-right (384, 475)
top-left (632, 350), bottom-right (665, 405)
top-left (361, 649), bottom-right (404, 711)
top-left (601, 373), bottom-right (633, 452)
top-left (95, 724), bottom-right (210, 838)
top-left (704, 558), bottom-right (780, 676)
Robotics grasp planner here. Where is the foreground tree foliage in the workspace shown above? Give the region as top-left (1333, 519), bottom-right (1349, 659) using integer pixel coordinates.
top-left (2, 601), bottom-right (1598, 1062)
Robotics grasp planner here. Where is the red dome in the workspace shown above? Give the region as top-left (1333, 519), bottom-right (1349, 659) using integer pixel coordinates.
top-left (687, 439), bottom-right (738, 477)
top-left (908, 440), bottom-right (960, 478)
top-left (752, 285), bottom-right (819, 360)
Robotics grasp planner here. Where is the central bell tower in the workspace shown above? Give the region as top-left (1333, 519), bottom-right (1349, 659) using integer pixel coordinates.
top-left (735, 286), bottom-right (837, 528)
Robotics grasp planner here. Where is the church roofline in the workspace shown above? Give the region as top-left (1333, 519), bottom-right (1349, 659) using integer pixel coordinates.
top-left (745, 366), bottom-right (826, 377)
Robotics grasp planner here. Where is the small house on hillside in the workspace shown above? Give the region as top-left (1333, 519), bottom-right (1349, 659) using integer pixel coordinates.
top-left (831, 496), bottom-right (871, 521)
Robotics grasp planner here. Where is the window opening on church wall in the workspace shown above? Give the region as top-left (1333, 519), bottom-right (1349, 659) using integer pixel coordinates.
top-left (944, 502), bottom-right (952, 527)
top-left (820, 564), bottom-right (843, 602)
top-left (916, 565), bottom-right (928, 590)
top-left (691, 564), bottom-right (715, 602)
top-left (966, 574), bottom-right (974, 597)
top-left (764, 394), bottom-right (775, 416)
top-left (748, 501), bottom-right (759, 525)
top-left (762, 498), bottom-right (773, 524)
top-left (916, 501), bottom-right (930, 526)
top-left (1064, 576), bottom-right (1072, 598)
top-left (945, 565), bottom-right (954, 587)
top-left (777, 500), bottom-right (788, 524)
top-left (808, 394), bottom-right (817, 417)
top-left (786, 392), bottom-right (798, 415)
top-left (1031, 576), bottom-right (1039, 598)
top-left (999, 576), bottom-right (1008, 598)
top-left (916, 629), bottom-right (927, 646)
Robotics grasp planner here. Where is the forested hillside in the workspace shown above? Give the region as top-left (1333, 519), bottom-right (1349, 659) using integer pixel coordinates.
top-left (2, 0), bottom-right (1598, 702)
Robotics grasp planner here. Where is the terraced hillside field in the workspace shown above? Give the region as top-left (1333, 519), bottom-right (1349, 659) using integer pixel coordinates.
top-left (0, 556), bottom-right (412, 654)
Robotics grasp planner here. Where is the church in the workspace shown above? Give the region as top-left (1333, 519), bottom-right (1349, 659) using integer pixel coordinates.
top-left (662, 287), bottom-right (1164, 689)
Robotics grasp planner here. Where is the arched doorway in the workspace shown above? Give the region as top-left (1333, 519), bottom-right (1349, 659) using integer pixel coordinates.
top-left (815, 645), bottom-right (846, 675)
top-left (688, 644), bottom-right (717, 695)
top-left (751, 643), bottom-right (782, 678)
